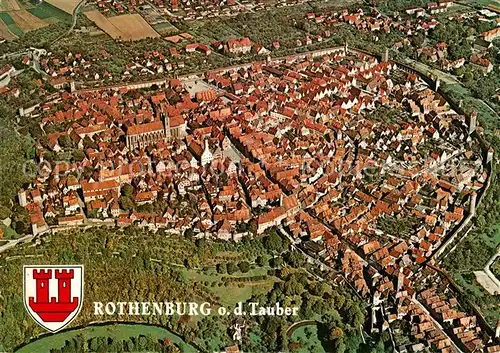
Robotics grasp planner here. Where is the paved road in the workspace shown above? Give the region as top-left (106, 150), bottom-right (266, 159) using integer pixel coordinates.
top-left (286, 320), bottom-right (317, 336)
top-left (483, 248), bottom-right (500, 291)
top-left (70, 0), bottom-right (87, 31)
top-left (50, 0), bottom-right (87, 45)
top-left (0, 234), bottom-right (35, 254)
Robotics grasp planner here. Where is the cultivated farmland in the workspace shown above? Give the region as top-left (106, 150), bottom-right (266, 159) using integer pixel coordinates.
top-left (85, 11), bottom-right (160, 41)
top-left (8, 9), bottom-right (49, 32)
top-left (108, 14), bottom-right (160, 40)
top-left (0, 12), bottom-right (22, 36)
top-left (44, 0), bottom-right (80, 14)
top-left (0, 18), bottom-right (16, 39)
top-left (28, 2), bottom-right (72, 22)
top-left (0, 0), bottom-right (20, 12)
top-left (84, 10), bottom-right (121, 38)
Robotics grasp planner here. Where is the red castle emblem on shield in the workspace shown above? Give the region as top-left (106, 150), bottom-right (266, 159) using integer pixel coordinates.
top-left (24, 265), bottom-right (84, 332)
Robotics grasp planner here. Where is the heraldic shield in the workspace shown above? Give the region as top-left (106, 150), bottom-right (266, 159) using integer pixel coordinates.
top-left (23, 265), bottom-right (84, 332)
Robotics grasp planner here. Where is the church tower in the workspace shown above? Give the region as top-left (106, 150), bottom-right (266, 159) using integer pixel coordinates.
top-left (469, 111), bottom-right (477, 135)
top-left (201, 139), bottom-right (213, 167)
top-left (163, 112), bottom-right (171, 140)
top-left (469, 192), bottom-right (477, 216)
top-left (486, 147), bottom-right (494, 165)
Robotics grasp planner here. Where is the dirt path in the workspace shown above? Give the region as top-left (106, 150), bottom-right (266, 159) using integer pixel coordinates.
top-left (286, 320), bottom-right (317, 337)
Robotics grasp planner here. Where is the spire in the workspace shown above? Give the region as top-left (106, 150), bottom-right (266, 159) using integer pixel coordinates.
top-left (201, 139), bottom-right (213, 167)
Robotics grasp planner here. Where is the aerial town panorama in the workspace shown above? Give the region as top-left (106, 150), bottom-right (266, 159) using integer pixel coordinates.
top-left (0, 0), bottom-right (499, 352)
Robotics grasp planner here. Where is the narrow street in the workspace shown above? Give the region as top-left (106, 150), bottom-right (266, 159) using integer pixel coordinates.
top-left (411, 298), bottom-right (465, 353)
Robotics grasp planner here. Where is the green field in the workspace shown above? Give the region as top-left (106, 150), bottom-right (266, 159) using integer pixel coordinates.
top-left (27, 2), bottom-right (71, 22)
top-left (7, 22), bottom-right (22, 35)
top-left (0, 224), bottom-right (21, 239)
top-left (16, 324), bottom-right (198, 353)
top-left (0, 12), bottom-right (14, 24)
top-left (153, 21), bottom-right (177, 33)
top-left (1, 13), bottom-right (24, 37)
top-left (181, 266), bottom-right (278, 307)
top-left (460, 0), bottom-right (500, 6)
top-left (289, 324), bottom-right (326, 353)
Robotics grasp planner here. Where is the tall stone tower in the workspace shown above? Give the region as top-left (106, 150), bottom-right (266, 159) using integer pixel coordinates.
top-left (469, 111), bottom-right (477, 135)
top-left (18, 189), bottom-right (27, 207)
top-left (201, 139), bottom-right (213, 166)
top-left (383, 47), bottom-right (389, 62)
top-left (469, 192), bottom-right (477, 216)
top-left (486, 147), bottom-right (494, 165)
top-left (163, 112), bottom-right (171, 140)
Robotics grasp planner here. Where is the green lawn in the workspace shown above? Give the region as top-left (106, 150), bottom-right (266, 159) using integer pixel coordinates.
top-left (210, 280), bottom-right (274, 307)
top-left (0, 224), bottom-right (21, 240)
top-left (182, 266), bottom-right (278, 307)
top-left (289, 325), bottom-right (326, 353)
top-left (16, 324), bottom-right (198, 353)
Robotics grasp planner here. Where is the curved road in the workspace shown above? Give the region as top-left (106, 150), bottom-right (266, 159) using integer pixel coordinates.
top-left (0, 234), bottom-right (35, 254)
top-left (286, 320), bottom-right (317, 337)
top-left (50, 0), bottom-right (87, 45)
top-left (483, 248), bottom-right (500, 291)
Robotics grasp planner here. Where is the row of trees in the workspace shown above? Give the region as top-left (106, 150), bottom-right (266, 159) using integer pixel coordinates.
top-left (216, 261), bottom-right (251, 274)
top-left (49, 333), bottom-right (183, 353)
